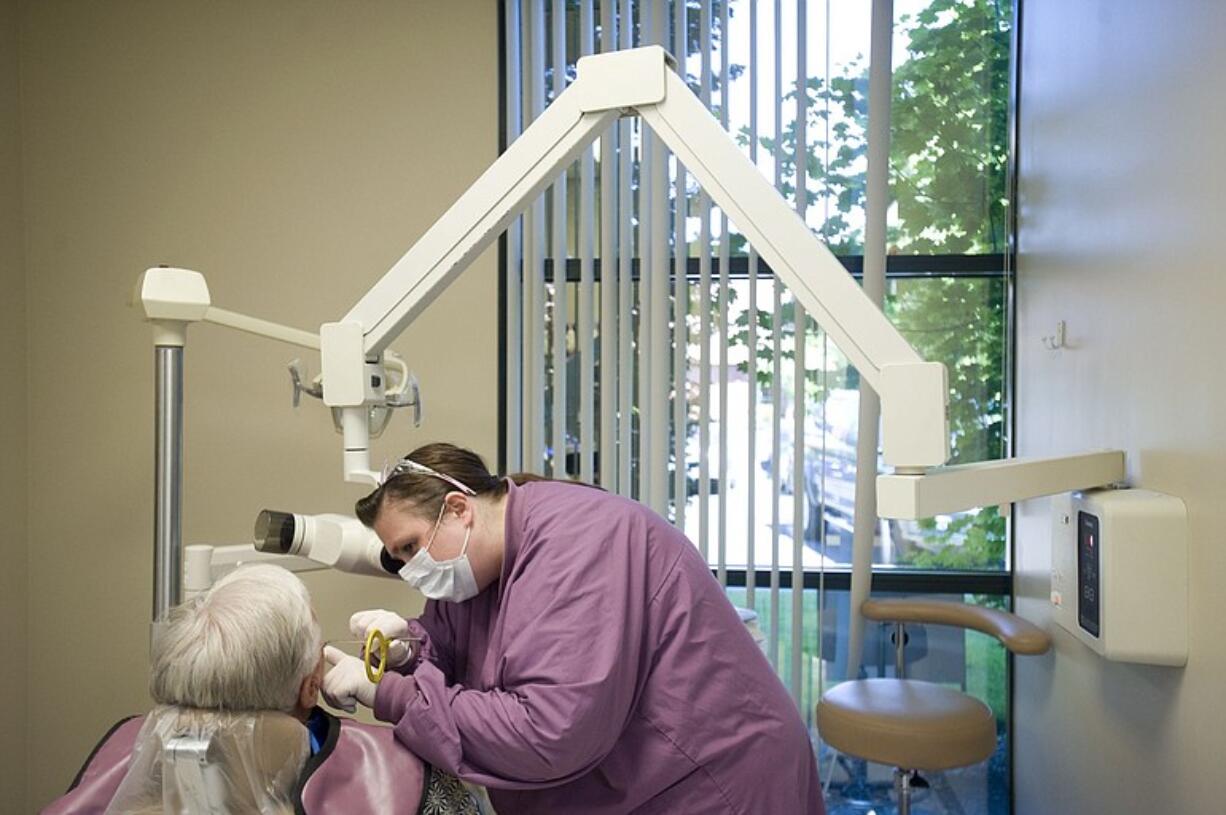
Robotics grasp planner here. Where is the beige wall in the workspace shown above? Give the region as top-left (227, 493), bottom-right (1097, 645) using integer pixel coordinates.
top-left (17, 1), bottom-right (499, 807)
top-left (1, 0), bottom-right (29, 810)
top-left (1014, 1), bottom-right (1226, 812)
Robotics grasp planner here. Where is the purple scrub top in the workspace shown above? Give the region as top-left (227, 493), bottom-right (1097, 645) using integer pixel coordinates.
top-left (373, 480), bottom-right (824, 814)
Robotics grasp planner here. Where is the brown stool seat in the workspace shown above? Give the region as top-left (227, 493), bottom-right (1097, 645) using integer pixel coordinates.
top-left (817, 678), bottom-right (997, 772)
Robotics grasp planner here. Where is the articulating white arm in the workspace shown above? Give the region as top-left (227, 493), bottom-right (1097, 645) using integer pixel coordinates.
top-left (291, 45), bottom-right (1123, 513)
top-left (135, 267), bottom-right (415, 486)
top-left (323, 45), bottom-right (951, 486)
top-left (135, 267), bottom-right (320, 350)
top-left (634, 65), bottom-right (950, 472)
top-left (318, 53), bottom-right (627, 482)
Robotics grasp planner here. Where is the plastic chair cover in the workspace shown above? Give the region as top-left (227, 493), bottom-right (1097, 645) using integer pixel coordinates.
top-left (103, 706), bottom-right (308, 814)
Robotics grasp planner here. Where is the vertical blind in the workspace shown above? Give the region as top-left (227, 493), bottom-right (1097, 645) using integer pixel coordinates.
top-left (501, 0), bottom-right (868, 709)
top-left (501, 6), bottom-right (1017, 805)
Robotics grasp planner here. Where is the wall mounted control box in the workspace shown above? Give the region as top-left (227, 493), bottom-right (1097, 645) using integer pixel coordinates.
top-left (1049, 488), bottom-right (1187, 666)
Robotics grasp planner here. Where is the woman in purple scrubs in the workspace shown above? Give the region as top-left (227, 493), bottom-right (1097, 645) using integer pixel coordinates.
top-left (322, 442), bottom-right (824, 814)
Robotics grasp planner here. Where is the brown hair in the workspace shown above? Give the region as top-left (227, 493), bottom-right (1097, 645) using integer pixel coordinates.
top-left (354, 442), bottom-right (552, 527)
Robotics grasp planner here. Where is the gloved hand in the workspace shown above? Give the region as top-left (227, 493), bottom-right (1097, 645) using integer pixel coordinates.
top-left (349, 608), bottom-right (413, 669)
top-left (322, 645), bottom-right (378, 714)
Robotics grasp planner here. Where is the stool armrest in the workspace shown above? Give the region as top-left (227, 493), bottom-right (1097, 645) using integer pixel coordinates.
top-left (862, 598), bottom-right (1051, 655)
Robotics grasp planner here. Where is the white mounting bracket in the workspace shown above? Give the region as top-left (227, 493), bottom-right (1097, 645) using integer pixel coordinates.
top-left (877, 451), bottom-right (1127, 519)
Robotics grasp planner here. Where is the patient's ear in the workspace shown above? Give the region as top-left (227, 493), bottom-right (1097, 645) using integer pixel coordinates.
top-left (298, 672), bottom-right (320, 711)
top-left (298, 654), bottom-right (325, 713)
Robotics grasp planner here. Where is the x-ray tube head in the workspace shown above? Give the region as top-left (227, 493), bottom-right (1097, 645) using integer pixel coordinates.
top-left (254, 510), bottom-right (297, 554)
top-left (253, 509), bottom-right (401, 579)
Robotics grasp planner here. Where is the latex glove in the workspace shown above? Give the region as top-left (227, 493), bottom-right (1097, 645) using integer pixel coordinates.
top-left (322, 645), bottom-right (378, 714)
top-left (349, 608), bottom-right (413, 668)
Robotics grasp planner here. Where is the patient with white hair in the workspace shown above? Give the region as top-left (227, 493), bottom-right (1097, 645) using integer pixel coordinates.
top-left (43, 564), bottom-right (478, 815)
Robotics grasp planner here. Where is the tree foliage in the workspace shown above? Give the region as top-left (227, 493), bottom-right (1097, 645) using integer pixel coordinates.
top-left (890, 0), bottom-right (1012, 254)
top-left (739, 0), bottom-right (1010, 254)
top-left (731, 0), bottom-right (1012, 568)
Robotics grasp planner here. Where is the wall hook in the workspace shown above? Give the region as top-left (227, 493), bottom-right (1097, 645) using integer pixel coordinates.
top-left (1042, 320), bottom-right (1067, 351)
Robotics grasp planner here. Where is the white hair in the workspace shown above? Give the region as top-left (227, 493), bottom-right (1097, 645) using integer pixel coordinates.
top-left (150, 564), bottom-right (323, 713)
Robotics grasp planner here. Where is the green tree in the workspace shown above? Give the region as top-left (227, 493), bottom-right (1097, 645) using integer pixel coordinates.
top-left (887, 0), bottom-right (1011, 569)
top-left (732, 0), bottom-right (1012, 567)
top-left (889, 0), bottom-right (1012, 254)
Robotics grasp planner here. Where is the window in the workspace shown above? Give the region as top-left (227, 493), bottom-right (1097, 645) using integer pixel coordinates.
top-left (501, 1), bottom-right (1016, 812)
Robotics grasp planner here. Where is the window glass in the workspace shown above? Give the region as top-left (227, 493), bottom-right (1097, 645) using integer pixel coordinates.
top-left (562, 272), bottom-right (1009, 570)
top-left (509, 1), bottom-right (1015, 808)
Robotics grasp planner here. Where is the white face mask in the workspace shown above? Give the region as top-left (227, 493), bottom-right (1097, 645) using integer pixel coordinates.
top-left (398, 503), bottom-right (480, 603)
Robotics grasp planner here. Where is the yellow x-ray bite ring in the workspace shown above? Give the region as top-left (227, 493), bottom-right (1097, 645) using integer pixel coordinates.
top-left (365, 627), bottom-right (390, 684)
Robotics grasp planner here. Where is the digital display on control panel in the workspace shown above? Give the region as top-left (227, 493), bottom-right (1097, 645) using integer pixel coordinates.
top-left (1078, 510), bottom-right (1100, 637)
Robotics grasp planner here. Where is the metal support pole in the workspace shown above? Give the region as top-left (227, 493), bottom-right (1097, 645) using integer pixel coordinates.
top-left (153, 345), bottom-right (184, 623)
top-left (848, 0), bottom-right (894, 681)
top-left (896, 767), bottom-right (914, 815)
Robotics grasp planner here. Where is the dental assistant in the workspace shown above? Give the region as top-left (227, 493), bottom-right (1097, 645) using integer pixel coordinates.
top-left (322, 443), bottom-right (824, 814)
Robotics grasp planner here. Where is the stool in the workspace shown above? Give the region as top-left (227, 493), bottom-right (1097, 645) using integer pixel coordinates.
top-left (817, 599), bottom-right (1051, 814)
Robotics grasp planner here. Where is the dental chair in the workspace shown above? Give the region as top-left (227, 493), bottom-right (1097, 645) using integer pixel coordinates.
top-left (75, 708), bottom-right (310, 814)
top-left (816, 599), bottom-right (1051, 815)
top-left (158, 712), bottom-right (305, 813)
top-left (42, 705), bottom-right (480, 814)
